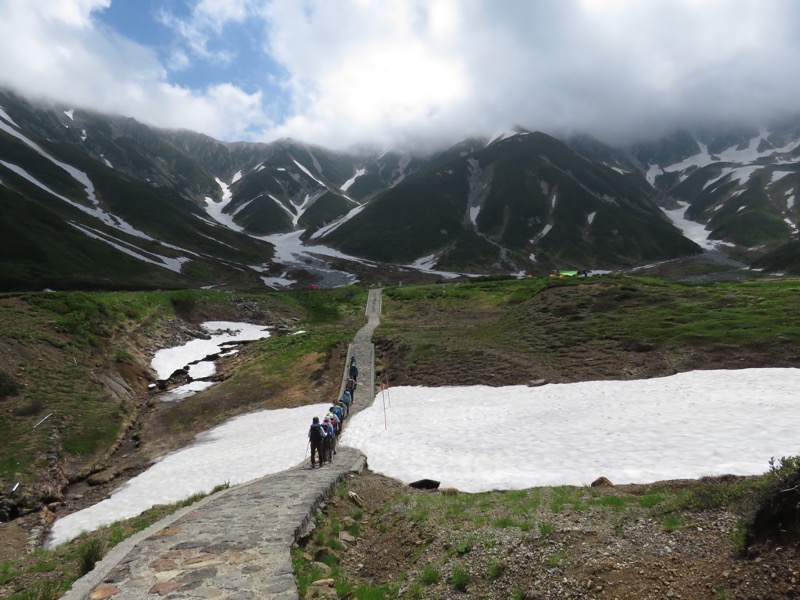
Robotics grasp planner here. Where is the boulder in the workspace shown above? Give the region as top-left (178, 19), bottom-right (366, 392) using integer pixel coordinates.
top-left (409, 479), bottom-right (440, 490)
top-left (590, 476), bottom-right (613, 487)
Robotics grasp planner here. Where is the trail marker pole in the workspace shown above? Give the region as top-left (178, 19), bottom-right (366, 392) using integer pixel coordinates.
top-left (381, 382), bottom-right (388, 431)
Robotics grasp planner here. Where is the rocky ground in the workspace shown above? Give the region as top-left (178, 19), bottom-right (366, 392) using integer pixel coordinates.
top-left (300, 471), bottom-right (800, 599)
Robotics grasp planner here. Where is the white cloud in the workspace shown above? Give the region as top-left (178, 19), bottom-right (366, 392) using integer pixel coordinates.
top-left (257, 0), bottom-right (800, 149)
top-left (0, 0), bottom-right (271, 140)
top-left (1, 0), bottom-right (799, 149)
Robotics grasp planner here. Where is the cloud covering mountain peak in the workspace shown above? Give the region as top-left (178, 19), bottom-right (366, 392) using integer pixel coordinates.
top-left (1, 0), bottom-right (799, 151)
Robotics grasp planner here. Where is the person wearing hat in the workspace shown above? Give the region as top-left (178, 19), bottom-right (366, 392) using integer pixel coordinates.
top-left (330, 404), bottom-right (343, 433)
top-left (327, 410), bottom-right (340, 435)
top-left (322, 415), bottom-right (336, 462)
top-left (308, 416), bottom-right (327, 468)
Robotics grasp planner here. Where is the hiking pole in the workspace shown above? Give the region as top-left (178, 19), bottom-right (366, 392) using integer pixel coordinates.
top-left (304, 440), bottom-right (310, 462)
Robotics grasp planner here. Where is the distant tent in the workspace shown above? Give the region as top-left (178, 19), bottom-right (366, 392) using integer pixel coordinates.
top-left (558, 270), bottom-right (579, 277)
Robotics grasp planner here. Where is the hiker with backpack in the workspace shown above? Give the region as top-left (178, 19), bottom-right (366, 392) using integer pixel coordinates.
top-left (345, 376), bottom-right (357, 403)
top-left (336, 399), bottom-right (348, 421)
top-left (326, 410), bottom-right (340, 435)
top-left (349, 357), bottom-right (359, 381)
top-left (340, 389), bottom-right (352, 416)
top-left (322, 416), bottom-right (336, 462)
top-left (308, 416), bottom-right (327, 468)
top-left (330, 404), bottom-right (344, 433)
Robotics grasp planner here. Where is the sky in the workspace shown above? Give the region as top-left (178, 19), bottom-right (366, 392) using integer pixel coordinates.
top-left (46, 365), bottom-right (800, 547)
top-left (2, 0), bottom-right (799, 152)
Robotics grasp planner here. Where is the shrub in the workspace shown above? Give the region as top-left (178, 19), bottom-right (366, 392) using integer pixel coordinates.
top-left (24, 579), bottom-right (63, 600)
top-left (487, 559), bottom-right (504, 579)
top-left (77, 538), bottom-right (106, 576)
top-left (449, 567), bottom-right (470, 591)
top-left (662, 515), bottom-right (683, 531)
top-left (420, 564), bottom-right (439, 585)
top-left (745, 456), bottom-right (800, 549)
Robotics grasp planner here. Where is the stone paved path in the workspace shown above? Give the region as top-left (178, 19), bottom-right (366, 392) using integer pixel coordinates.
top-left (62, 288), bottom-right (382, 600)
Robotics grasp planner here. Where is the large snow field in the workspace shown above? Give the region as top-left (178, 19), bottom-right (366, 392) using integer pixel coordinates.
top-left (47, 368), bottom-right (800, 547)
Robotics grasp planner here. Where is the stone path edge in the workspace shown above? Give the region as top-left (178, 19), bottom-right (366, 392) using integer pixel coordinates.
top-left (62, 455), bottom-right (367, 599)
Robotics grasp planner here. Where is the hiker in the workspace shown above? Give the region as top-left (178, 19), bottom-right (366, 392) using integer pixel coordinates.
top-left (327, 410), bottom-right (341, 435)
top-left (308, 416), bottom-right (327, 468)
top-left (322, 416), bottom-right (336, 462)
top-left (330, 404), bottom-right (344, 433)
top-left (349, 357), bottom-right (359, 381)
top-left (340, 389), bottom-right (352, 416)
top-left (345, 376), bottom-right (357, 402)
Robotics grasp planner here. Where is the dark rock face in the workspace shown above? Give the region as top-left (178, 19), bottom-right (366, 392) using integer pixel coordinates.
top-left (409, 479), bottom-right (440, 490)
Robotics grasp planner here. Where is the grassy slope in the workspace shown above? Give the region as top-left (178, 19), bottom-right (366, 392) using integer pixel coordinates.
top-left (0, 285), bottom-right (368, 598)
top-left (375, 275), bottom-right (800, 386)
top-left (0, 288), bottom-right (366, 499)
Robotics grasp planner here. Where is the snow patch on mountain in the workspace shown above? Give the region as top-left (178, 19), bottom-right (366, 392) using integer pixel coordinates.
top-left (404, 253), bottom-right (471, 280)
top-left (205, 179), bottom-right (242, 232)
top-left (771, 170), bottom-right (793, 184)
top-left (292, 159), bottom-right (326, 188)
top-left (391, 155), bottom-right (413, 186)
top-left (661, 201), bottom-right (728, 250)
top-left (0, 117), bottom-right (98, 205)
top-left (466, 158), bottom-right (489, 227)
top-left (486, 129), bottom-right (523, 147)
top-left (0, 159), bottom-right (160, 244)
top-left (0, 105), bottom-right (19, 127)
top-left (341, 168), bottom-right (365, 192)
top-left (63, 109), bottom-right (74, 121)
top-left (661, 133), bottom-right (800, 180)
top-left (310, 203), bottom-right (367, 239)
top-left (70, 222), bottom-right (189, 273)
top-left (645, 164), bottom-right (663, 186)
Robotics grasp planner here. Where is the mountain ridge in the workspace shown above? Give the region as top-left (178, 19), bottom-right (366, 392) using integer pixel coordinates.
top-left (2, 87), bottom-right (799, 291)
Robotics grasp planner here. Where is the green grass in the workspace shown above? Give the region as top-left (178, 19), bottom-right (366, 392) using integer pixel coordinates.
top-left (1, 285), bottom-right (367, 485)
top-left (662, 515), bottom-right (685, 531)
top-left (76, 538), bottom-right (106, 576)
top-left (294, 455), bottom-right (797, 598)
top-left (487, 559), bottom-right (504, 579)
top-left (546, 552), bottom-right (565, 566)
top-left (538, 521), bottom-right (555, 538)
top-left (377, 276), bottom-right (800, 388)
top-left (420, 564), bottom-right (440, 585)
top-left (449, 567), bottom-right (470, 591)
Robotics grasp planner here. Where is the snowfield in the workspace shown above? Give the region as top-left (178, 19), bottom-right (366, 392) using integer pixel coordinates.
top-left (46, 368), bottom-right (800, 547)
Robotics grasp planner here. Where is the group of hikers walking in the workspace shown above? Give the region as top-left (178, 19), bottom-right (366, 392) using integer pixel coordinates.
top-left (307, 356), bottom-right (359, 468)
